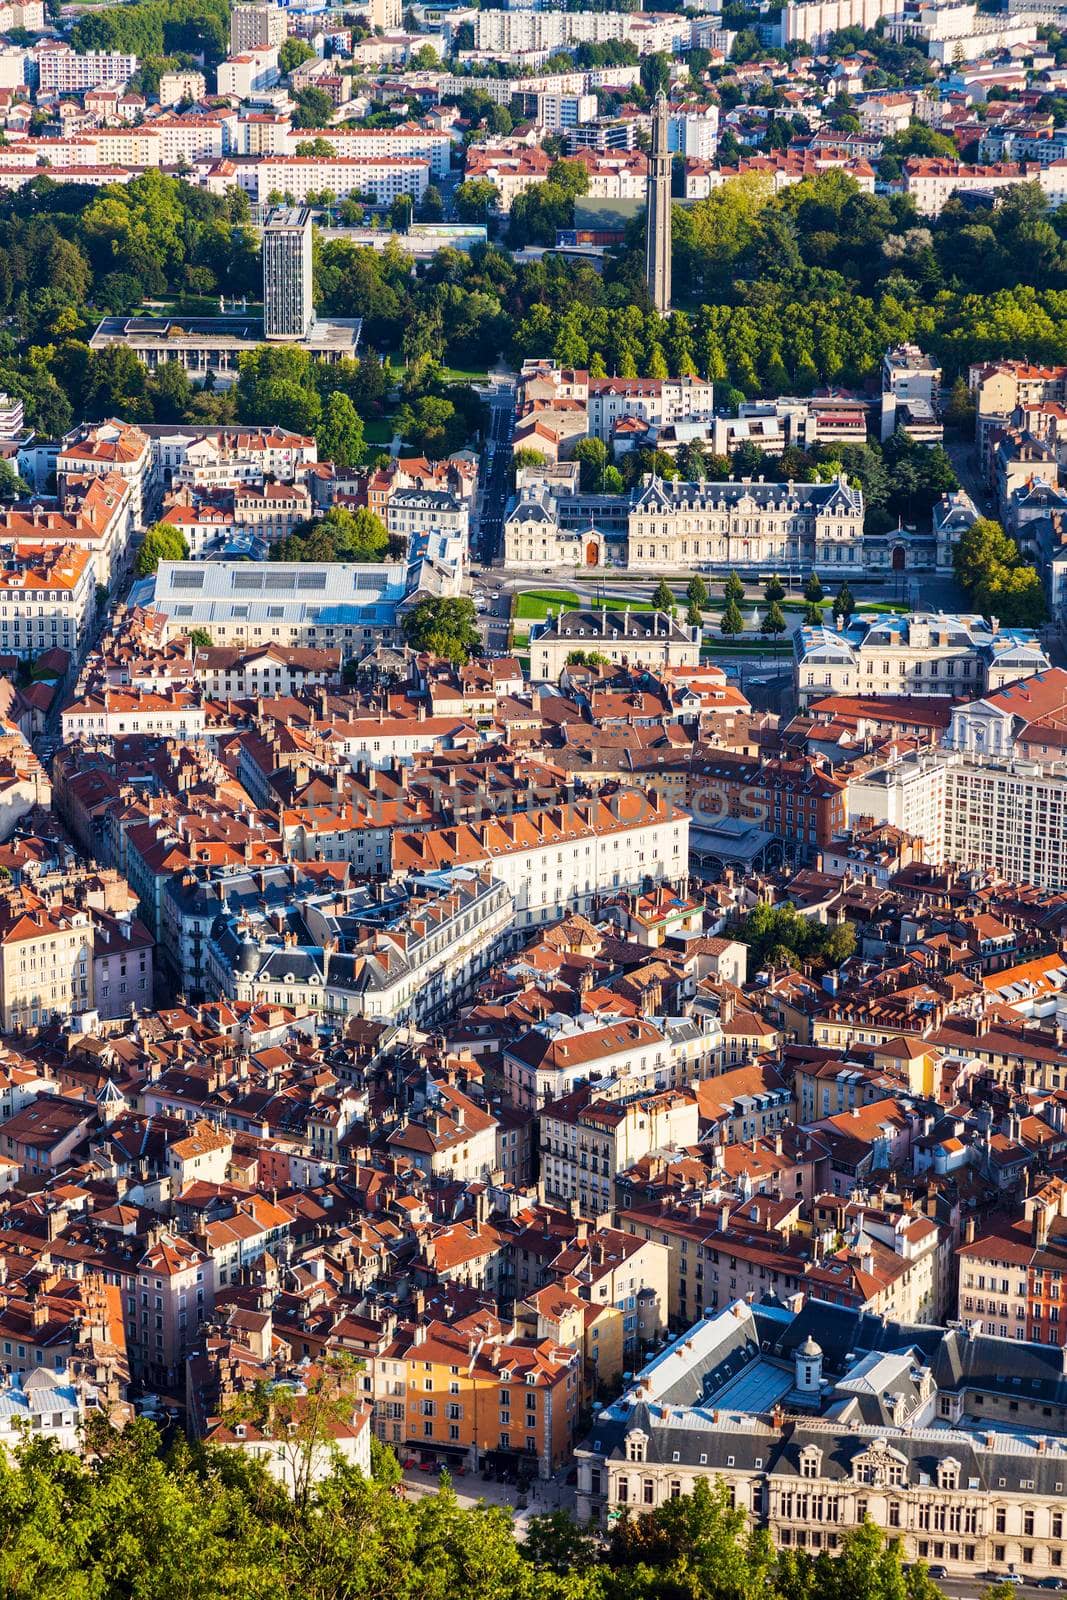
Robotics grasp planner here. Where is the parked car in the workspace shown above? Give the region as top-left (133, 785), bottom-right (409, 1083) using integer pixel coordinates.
top-left (927, 1567), bottom-right (947, 1580)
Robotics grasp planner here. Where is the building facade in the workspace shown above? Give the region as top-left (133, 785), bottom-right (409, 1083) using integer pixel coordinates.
top-left (263, 207), bottom-right (313, 342)
top-left (577, 1297), bottom-right (1067, 1583)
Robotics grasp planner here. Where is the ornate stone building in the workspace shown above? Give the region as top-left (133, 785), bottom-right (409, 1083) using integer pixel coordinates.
top-left (503, 474), bottom-right (865, 575)
top-left (577, 1297), bottom-right (1067, 1581)
top-left (626, 474), bottom-right (864, 573)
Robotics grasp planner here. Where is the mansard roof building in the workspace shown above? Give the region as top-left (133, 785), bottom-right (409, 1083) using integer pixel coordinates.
top-left (577, 1297), bottom-right (1067, 1581)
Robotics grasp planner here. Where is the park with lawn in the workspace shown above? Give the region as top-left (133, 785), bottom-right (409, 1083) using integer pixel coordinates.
top-left (508, 572), bottom-right (911, 649)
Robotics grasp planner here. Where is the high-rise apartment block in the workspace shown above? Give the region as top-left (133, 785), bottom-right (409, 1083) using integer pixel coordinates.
top-left (263, 207), bottom-right (313, 341)
top-left (229, 2), bottom-right (286, 55)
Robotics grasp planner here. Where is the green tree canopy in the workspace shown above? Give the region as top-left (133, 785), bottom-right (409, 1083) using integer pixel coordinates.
top-left (402, 596), bottom-right (481, 663)
top-left (136, 521), bottom-right (188, 575)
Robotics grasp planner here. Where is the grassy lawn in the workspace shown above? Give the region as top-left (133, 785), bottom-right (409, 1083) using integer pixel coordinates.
top-left (702, 639), bottom-right (791, 655)
top-left (512, 587), bottom-right (661, 639)
top-left (363, 418), bottom-right (394, 444)
top-left (514, 587), bottom-right (657, 622)
top-left (440, 366), bottom-right (489, 386)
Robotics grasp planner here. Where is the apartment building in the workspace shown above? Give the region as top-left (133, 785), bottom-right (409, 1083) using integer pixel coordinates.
top-left (959, 1188), bottom-right (1067, 1346)
top-left (586, 376), bottom-right (716, 443)
top-left (193, 644), bottom-right (339, 700)
top-left (881, 343), bottom-right (942, 444)
top-left (904, 157), bottom-right (1035, 216)
top-left (213, 872), bottom-right (513, 1028)
top-left (130, 1229), bottom-right (214, 1390)
top-left (284, 125), bottom-right (451, 179)
top-left (472, 8), bottom-right (689, 56)
top-left (394, 1319), bottom-right (580, 1478)
top-left (62, 689), bottom-right (206, 745)
top-left (231, 481), bottom-right (311, 545)
top-left (390, 789), bottom-right (690, 933)
top-left (37, 47), bottom-right (138, 94)
top-left (151, 424), bottom-right (318, 489)
top-left (230, 2), bottom-right (286, 54)
top-left (387, 1083), bottom-right (498, 1183)
top-left (506, 1016), bottom-right (666, 1113)
top-left (849, 745), bottom-right (1067, 890)
top-left (159, 69), bottom-right (207, 107)
top-left (217, 47), bottom-right (279, 100)
top-left (794, 612), bottom-right (1048, 708)
top-left (57, 419), bottom-right (152, 531)
top-left (254, 154), bottom-right (429, 205)
top-left (463, 146), bottom-right (552, 212)
top-left (539, 1087), bottom-right (699, 1213)
top-left (0, 543), bottom-right (95, 664)
top-left (616, 1200), bottom-right (810, 1326)
top-left (385, 490), bottom-right (469, 547)
top-left (0, 899), bottom-right (94, 1030)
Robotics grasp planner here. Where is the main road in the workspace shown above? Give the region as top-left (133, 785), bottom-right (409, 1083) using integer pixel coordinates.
top-left (473, 381), bottom-right (515, 567)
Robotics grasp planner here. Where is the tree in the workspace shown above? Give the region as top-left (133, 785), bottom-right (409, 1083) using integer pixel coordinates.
top-left (573, 436), bottom-right (608, 491)
top-left (223, 1352), bottom-right (365, 1510)
top-left (511, 447), bottom-right (548, 478)
top-left (418, 184), bottom-right (445, 223)
top-left (720, 598), bottom-right (745, 637)
top-left (566, 649), bottom-right (610, 668)
top-left (389, 194), bottom-right (413, 233)
top-left (803, 600), bottom-right (823, 626)
top-left (147, 359), bottom-right (192, 424)
top-left (522, 1510), bottom-right (598, 1574)
top-left (136, 522), bottom-right (189, 576)
top-left (189, 628), bottom-right (213, 649)
top-left (823, 921), bottom-right (857, 966)
top-left (640, 50), bottom-right (671, 98)
top-left (803, 571), bottom-right (823, 603)
top-left (686, 599), bottom-right (703, 628)
top-left (454, 178), bottom-right (497, 223)
top-left (832, 581), bottom-right (856, 623)
top-left (274, 505), bottom-right (388, 564)
top-left (686, 574), bottom-right (709, 610)
top-left (292, 86), bottom-right (334, 130)
top-left (652, 577), bottom-right (675, 613)
top-left (395, 393), bottom-right (467, 456)
top-left (402, 596), bottom-right (481, 663)
top-left (761, 598), bottom-right (787, 652)
top-left (0, 458), bottom-right (29, 503)
top-left (677, 438), bottom-right (707, 482)
top-left (279, 35), bottom-right (316, 73)
top-left (724, 570), bottom-right (745, 603)
top-left (764, 572), bottom-right (786, 603)
top-left (317, 391), bottom-right (365, 469)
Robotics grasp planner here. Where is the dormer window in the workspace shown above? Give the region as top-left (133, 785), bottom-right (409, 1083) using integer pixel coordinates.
top-left (800, 1446), bottom-right (822, 1480)
top-left (626, 1430), bottom-right (648, 1464)
top-left (938, 1459), bottom-right (960, 1492)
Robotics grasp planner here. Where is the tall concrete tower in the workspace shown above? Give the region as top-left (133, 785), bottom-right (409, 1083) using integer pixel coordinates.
top-left (263, 207), bottom-right (314, 341)
top-left (646, 91), bottom-right (672, 316)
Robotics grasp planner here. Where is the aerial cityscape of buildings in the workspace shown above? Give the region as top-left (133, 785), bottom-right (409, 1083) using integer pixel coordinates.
top-left (7, 0), bottom-right (1067, 1586)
